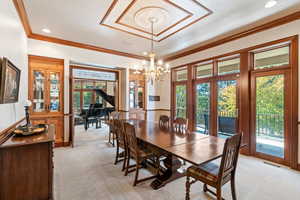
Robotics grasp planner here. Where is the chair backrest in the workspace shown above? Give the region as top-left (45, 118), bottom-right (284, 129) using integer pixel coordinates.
top-left (114, 120), bottom-right (126, 146)
top-left (159, 115), bottom-right (170, 129)
top-left (123, 122), bottom-right (139, 157)
top-left (173, 117), bottom-right (188, 133)
top-left (218, 134), bottom-right (242, 183)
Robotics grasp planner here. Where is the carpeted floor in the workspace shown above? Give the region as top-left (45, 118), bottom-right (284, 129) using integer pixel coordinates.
top-left (53, 125), bottom-right (300, 200)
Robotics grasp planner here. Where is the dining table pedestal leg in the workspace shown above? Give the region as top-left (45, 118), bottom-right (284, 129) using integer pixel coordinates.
top-left (150, 154), bottom-right (184, 190)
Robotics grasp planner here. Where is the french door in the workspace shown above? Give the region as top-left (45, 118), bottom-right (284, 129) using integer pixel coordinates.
top-left (194, 76), bottom-right (239, 136)
top-left (173, 83), bottom-right (187, 119)
top-left (251, 70), bottom-right (291, 164)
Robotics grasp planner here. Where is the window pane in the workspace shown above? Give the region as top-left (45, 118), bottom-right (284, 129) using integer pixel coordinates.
top-left (83, 91), bottom-right (93, 109)
top-left (95, 81), bottom-right (106, 89)
top-left (82, 80), bottom-right (94, 89)
top-left (195, 83), bottom-right (210, 134)
top-left (174, 69), bottom-right (188, 81)
top-left (73, 91), bottom-right (81, 114)
top-left (254, 46), bottom-right (289, 69)
top-left (218, 58), bottom-right (240, 75)
top-left (196, 63), bottom-right (213, 78)
top-left (255, 75), bottom-right (284, 158)
top-left (74, 80), bottom-right (81, 89)
top-left (175, 85), bottom-right (187, 118)
top-left (217, 80), bottom-right (237, 138)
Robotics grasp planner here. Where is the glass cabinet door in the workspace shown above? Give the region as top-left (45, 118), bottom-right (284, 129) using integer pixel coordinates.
top-left (49, 71), bottom-right (61, 112)
top-left (32, 70), bottom-right (46, 113)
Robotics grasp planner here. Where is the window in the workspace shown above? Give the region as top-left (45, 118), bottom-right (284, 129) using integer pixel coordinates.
top-left (174, 67), bottom-right (188, 81)
top-left (82, 80), bottom-right (94, 89)
top-left (195, 62), bottom-right (213, 78)
top-left (254, 46), bottom-right (289, 69)
top-left (218, 57), bottom-right (240, 75)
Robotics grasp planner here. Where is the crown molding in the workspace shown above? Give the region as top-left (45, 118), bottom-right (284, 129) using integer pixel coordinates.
top-left (165, 11), bottom-right (300, 61)
top-left (28, 33), bottom-right (145, 59)
top-left (12, 0), bottom-right (146, 60)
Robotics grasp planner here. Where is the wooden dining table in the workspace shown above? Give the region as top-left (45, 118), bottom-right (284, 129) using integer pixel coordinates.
top-left (125, 119), bottom-right (226, 190)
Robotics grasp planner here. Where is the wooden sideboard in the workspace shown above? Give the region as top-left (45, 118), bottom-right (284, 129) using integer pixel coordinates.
top-left (0, 125), bottom-right (54, 200)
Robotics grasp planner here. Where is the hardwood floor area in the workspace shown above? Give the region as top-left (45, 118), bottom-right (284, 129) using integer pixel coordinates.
top-left (53, 125), bottom-right (300, 200)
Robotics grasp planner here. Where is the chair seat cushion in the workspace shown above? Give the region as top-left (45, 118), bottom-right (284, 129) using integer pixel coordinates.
top-left (187, 162), bottom-right (220, 183)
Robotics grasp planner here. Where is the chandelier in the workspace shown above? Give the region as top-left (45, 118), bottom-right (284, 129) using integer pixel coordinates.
top-left (133, 17), bottom-right (170, 84)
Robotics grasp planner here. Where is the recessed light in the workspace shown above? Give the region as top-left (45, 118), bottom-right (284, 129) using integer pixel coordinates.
top-left (42, 28), bottom-right (51, 33)
top-left (265, 0), bottom-right (277, 8)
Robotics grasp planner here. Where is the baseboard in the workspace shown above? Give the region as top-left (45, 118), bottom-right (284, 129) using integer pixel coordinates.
top-left (298, 164), bottom-right (300, 171)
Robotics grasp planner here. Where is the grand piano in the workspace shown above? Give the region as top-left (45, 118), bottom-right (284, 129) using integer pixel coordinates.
top-left (79, 89), bottom-right (115, 130)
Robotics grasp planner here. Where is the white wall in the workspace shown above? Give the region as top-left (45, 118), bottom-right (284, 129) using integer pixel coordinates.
top-left (0, 0), bottom-right (28, 131)
top-left (147, 73), bottom-right (171, 110)
top-left (170, 19), bottom-right (300, 164)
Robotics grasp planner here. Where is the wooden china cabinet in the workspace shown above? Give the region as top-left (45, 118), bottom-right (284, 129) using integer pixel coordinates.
top-left (28, 55), bottom-right (65, 146)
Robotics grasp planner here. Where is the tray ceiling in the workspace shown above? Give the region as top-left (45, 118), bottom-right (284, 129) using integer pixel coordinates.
top-left (23, 0), bottom-right (300, 58)
top-left (100, 0), bottom-right (212, 41)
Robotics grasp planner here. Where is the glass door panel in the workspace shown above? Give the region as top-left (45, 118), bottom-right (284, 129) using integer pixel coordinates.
top-left (49, 72), bottom-right (61, 112)
top-left (175, 85), bottom-right (187, 118)
top-left (73, 91), bottom-right (81, 115)
top-left (32, 70), bottom-right (46, 113)
top-left (255, 74), bottom-right (284, 158)
top-left (195, 83), bottom-right (210, 134)
top-left (83, 91), bottom-right (93, 110)
top-left (217, 80), bottom-right (237, 138)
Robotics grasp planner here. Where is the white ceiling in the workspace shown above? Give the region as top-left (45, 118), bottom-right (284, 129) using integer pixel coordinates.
top-left (23, 0), bottom-right (300, 58)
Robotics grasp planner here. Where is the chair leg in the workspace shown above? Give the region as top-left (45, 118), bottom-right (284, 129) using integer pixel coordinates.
top-left (122, 150), bottom-right (127, 171)
top-left (114, 144), bottom-right (119, 165)
top-left (216, 186), bottom-right (222, 200)
top-left (112, 134), bottom-right (115, 146)
top-left (203, 184), bottom-right (208, 192)
top-left (185, 176), bottom-right (191, 200)
top-left (231, 175), bottom-right (237, 200)
top-left (125, 152), bottom-right (130, 176)
top-left (133, 162), bottom-right (140, 186)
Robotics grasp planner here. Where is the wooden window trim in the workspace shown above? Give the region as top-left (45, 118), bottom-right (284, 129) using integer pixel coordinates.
top-left (171, 35), bottom-right (298, 169)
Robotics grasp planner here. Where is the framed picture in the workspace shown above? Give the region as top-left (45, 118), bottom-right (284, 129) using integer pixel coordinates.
top-left (0, 58), bottom-right (21, 104)
top-left (149, 95), bottom-right (160, 101)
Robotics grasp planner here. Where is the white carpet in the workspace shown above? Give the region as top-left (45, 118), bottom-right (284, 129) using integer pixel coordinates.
top-left (53, 125), bottom-right (300, 200)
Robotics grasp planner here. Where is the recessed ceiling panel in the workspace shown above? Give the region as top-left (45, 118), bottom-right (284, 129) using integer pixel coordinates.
top-left (100, 0), bottom-right (212, 42)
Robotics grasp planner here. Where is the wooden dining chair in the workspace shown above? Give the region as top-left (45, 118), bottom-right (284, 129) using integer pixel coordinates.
top-left (123, 122), bottom-right (160, 186)
top-left (159, 115), bottom-right (170, 129)
top-left (108, 111), bottom-right (120, 146)
top-left (173, 117), bottom-right (188, 133)
top-left (114, 120), bottom-right (127, 171)
top-left (185, 134), bottom-right (242, 200)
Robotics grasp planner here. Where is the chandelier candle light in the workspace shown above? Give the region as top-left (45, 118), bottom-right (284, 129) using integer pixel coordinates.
top-left (133, 17), bottom-right (170, 84)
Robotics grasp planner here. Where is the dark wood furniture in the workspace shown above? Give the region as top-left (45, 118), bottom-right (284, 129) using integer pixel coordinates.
top-left (114, 119), bottom-right (127, 172)
top-left (159, 115), bottom-right (170, 129)
top-left (126, 120), bottom-right (226, 189)
top-left (0, 125), bottom-right (55, 200)
top-left (173, 117), bottom-right (188, 133)
top-left (185, 134), bottom-right (242, 200)
top-left (108, 111), bottom-right (120, 146)
top-left (123, 122), bottom-right (160, 186)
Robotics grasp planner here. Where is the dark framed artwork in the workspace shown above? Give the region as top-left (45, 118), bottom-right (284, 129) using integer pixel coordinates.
top-left (149, 95), bottom-right (160, 101)
top-left (0, 58), bottom-right (21, 104)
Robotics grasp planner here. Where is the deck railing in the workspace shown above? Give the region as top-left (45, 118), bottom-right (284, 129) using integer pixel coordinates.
top-left (194, 110), bottom-right (283, 139)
